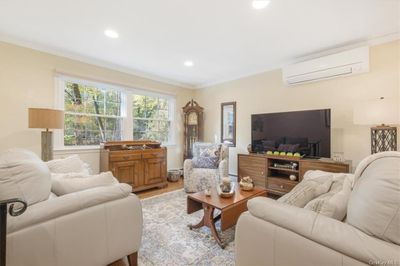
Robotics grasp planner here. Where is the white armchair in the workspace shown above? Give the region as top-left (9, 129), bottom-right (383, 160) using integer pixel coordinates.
top-left (235, 152), bottom-right (400, 266)
top-left (184, 143), bottom-right (229, 193)
top-left (0, 149), bottom-right (143, 266)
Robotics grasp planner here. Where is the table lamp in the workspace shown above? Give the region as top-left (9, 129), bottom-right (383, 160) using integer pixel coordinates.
top-left (28, 108), bottom-right (64, 161)
top-left (353, 97), bottom-right (399, 154)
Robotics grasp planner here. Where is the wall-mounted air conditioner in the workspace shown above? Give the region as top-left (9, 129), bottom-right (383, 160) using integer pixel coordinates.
top-left (282, 46), bottom-right (369, 86)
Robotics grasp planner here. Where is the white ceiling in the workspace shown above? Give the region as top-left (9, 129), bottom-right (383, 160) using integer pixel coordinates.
top-left (0, 0), bottom-right (399, 88)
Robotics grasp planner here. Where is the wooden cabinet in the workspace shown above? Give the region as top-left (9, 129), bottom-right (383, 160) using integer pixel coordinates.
top-left (238, 154), bottom-right (266, 187)
top-left (101, 141), bottom-right (167, 192)
top-left (238, 153), bottom-right (351, 197)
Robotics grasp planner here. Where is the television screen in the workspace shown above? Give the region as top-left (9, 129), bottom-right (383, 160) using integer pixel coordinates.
top-left (251, 109), bottom-right (331, 158)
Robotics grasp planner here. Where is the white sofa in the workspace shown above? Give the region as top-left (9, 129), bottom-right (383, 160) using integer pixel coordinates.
top-left (1, 150), bottom-right (142, 266)
top-left (235, 152), bottom-right (400, 266)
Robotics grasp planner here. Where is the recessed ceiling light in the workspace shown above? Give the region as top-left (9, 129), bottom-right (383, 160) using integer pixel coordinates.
top-left (104, 29), bottom-right (119, 39)
top-left (252, 0), bottom-right (270, 9)
top-left (184, 61), bottom-right (194, 67)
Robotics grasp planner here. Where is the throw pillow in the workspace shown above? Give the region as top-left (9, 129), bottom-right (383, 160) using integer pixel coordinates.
top-left (304, 175), bottom-right (352, 221)
top-left (192, 157), bottom-right (219, 169)
top-left (46, 155), bottom-right (91, 174)
top-left (0, 151), bottom-right (51, 206)
top-left (277, 175), bottom-right (333, 207)
top-left (51, 171), bottom-right (119, 196)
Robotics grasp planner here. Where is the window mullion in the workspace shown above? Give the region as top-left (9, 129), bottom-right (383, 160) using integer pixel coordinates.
top-left (124, 92), bottom-right (133, 140)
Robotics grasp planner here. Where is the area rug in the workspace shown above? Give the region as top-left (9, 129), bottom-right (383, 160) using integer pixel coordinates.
top-left (138, 189), bottom-right (235, 265)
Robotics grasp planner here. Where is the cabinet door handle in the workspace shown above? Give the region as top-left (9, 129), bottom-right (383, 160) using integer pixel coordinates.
top-left (280, 185), bottom-right (284, 189)
top-left (261, 171), bottom-right (264, 175)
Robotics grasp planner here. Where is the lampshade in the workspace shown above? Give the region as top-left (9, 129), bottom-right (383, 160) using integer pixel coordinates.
top-left (28, 108), bottom-right (64, 129)
top-left (353, 97), bottom-right (399, 126)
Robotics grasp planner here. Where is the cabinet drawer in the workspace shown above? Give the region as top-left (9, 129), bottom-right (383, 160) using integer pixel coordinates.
top-left (267, 178), bottom-right (297, 193)
top-left (142, 151), bottom-right (166, 159)
top-left (110, 153), bottom-right (142, 162)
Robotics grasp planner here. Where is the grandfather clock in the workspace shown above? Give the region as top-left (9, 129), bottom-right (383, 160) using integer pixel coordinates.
top-left (183, 99), bottom-right (204, 160)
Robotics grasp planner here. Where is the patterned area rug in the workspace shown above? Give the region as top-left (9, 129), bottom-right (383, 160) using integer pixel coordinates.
top-left (138, 189), bottom-right (235, 265)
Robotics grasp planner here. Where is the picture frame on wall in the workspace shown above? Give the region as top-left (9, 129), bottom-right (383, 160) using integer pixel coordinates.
top-left (221, 101), bottom-right (236, 147)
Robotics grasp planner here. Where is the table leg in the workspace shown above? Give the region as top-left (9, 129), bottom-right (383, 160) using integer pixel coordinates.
top-left (188, 203), bottom-right (225, 248)
top-left (188, 215), bottom-right (204, 230)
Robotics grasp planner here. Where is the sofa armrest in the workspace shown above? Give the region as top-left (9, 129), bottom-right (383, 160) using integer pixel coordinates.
top-left (248, 197), bottom-right (400, 264)
top-left (7, 183), bottom-right (133, 234)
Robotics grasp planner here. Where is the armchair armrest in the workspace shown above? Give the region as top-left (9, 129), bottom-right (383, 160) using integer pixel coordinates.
top-left (184, 159), bottom-right (193, 173)
top-left (247, 197), bottom-right (400, 264)
top-left (7, 183), bottom-right (133, 234)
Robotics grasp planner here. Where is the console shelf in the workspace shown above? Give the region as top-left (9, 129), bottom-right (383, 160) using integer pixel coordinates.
top-left (268, 166), bottom-right (299, 173)
top-left (238, 153), bottom-right (351, 197)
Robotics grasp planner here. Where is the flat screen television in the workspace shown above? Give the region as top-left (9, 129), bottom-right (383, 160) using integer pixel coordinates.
top-left (251, 109), bottom-right (331, 158)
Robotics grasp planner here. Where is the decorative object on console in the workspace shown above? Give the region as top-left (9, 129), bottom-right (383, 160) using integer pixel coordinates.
top-left (100, 140), bottom-right (167, 192)
top-left (28, 108), bottom-right (64, 161)
top-left (354, 97), bottom-right (399, 153)
top-left (221, 102), bottom-right (236, 147)
top-left (183, 100), bottom-right (204, 160)
top-left (247, 144), bottom-right (252, 153)
top-left (239, 176), bottom-right (254, 191)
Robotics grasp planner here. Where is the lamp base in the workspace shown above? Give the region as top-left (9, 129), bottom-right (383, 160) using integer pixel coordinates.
top-left (371, 126), bottom-right (397, 154)
top-left (41, 131), bottom-right (53, 162)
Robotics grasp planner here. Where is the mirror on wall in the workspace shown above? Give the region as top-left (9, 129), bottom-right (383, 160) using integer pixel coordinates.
top-left (221, 102), bottom-right (236, 147)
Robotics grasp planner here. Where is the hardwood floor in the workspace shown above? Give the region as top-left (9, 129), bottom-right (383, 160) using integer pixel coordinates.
top-left (136, 177), bottom-right (184, 199)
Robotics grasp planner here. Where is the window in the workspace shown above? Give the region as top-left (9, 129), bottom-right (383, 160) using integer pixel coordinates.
top-left (64, 82), bottom-right (123, 146)
top-left (57, 76), bottom-right (175, 148)
top-left (133, 95), bottom-right (170, 142)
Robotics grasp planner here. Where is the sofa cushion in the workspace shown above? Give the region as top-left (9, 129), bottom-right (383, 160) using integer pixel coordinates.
top-left (0, 149), bottom-right (51, 205)
top-left (277, 175), bottom-right (333, 207)
top-left (51, 171), bottom-right (118, 196)
top-left (46, 155), bottom-right (91, 174)
top-left (347, 152), bottom-right (400, 245)
top-left (304, 174), bottom-right (352, 220)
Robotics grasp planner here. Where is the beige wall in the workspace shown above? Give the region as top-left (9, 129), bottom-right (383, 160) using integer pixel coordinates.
top-left (195, 40), bottom-right (400, 174)
top-left (0, 41), bottom-right (194, 172)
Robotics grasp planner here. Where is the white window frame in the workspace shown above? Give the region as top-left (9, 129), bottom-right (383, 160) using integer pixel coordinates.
top-left (54, 75), bottom-right (176, 150)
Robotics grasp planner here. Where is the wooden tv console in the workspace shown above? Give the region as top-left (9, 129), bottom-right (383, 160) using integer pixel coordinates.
top-left (237, 153), bottom-right (351, 197)
top-left (100, 140), bottom-right (167, 192)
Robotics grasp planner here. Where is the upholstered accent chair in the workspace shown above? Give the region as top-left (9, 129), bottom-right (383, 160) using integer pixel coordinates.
top-left (184, 142), bottom-right (229, 193)
top-left (235, 151), bottom-right (400, 266)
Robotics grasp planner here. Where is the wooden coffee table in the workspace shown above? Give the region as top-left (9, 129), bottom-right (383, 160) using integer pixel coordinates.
top-left (187, 185), bottom-right (267, 248)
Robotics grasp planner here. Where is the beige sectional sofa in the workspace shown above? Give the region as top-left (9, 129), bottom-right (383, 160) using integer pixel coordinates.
top-left (235, 152), bottom-right (400, 266)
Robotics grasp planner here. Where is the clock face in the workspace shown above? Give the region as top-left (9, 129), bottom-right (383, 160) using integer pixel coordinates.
top-left (188, 112), bottom-right (198, 125)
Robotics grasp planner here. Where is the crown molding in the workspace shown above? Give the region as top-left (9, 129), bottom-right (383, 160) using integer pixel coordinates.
top-left (0, 33), bottom-right (196, 90)
top-left (0, 31), bottom-right (398, 90)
